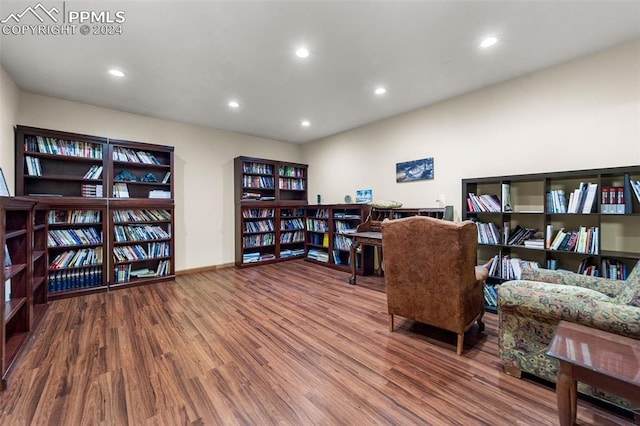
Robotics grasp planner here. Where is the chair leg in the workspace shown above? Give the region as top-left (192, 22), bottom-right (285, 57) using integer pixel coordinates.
top-left (477, 313), bottom-right (485, 332)
top-left (456, 333), bottom-right (464, 356)
top-left (388, 314), bottom-right (394, 331)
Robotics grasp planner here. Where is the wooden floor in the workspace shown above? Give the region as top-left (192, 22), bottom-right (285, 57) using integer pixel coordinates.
top-left (0, 260), bottom-right (635, 425)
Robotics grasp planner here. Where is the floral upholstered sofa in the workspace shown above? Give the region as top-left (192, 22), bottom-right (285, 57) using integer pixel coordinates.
top-left (497, 263), bottom-right (640, 415)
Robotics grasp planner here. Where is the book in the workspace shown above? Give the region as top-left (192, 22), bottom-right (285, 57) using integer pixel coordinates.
top-left (162, 171), bottom-right (171, 184)
top-left (501, 183), bottom-right (512, 212)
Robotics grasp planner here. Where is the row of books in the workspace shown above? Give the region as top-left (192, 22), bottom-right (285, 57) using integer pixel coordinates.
top-left (243, 220), bottom-right (275, 233)
top-left (243, 176), bottom-right (275, 189)
top-left (278, 165), bottom-right (305, 177)
top-left (243, 162), bottom-right (273, 175)
top-left (281, 208), bottom-right (305, 217)
top-left (112, 147), bottom-right (161, 164)
top-left (565, 182), bottom-right (599, 214)
top-left (49, 247), bottom-right (103, 269)
top-left (309, 209), bottom-right (330, 218)
top-left (333, 234), bottom-right (353, 251)
top-left (278, 178), bottom-right (305, 190)
top-left (114, 224), bottom-right (171, 242)
top-left (307, 248), bottom-right (329, 263)
top-left (506, 225), bottom-right (538, 246)
top-left (83, 165), bottom-right (103, 179)
top-left (25, 135), bottom-right (103, 159)
top-left (602, 186), bottom-right (630, 214)
top-left (306, 218), bottom-right (329, 232)
top-left (48, 267), bottom-right (103, 293)
top-left (82, 184), bottom-right (103, 198)
top-left (49, 209), bottom-right (101, 224)
top-left (280, 248), bottom-right (305, 258)
top-left (242, 252), bottom-right (276, 263)
top-left (334, 220), bottom-right (356, 234)
top-left (476, 221), bottom-right (501, 245)
top-left (484, 255), bottom-right (540, 280)
top-left (242, 208), bottom-right (275, 218)
top-left (113, 209), bottom-right (171, 222)
top-left (483, 285), bottom-right (499, 308)
top-left (548, 226), bottom-right (599, 254)
top-left (113, 242), bottom-right (170, 262)
top-left (48, 228), bottom-right (102, 247)
top-left (467, 193), bottom-right (502, 213)
top-left (280, 230), bottom-right (304, 244)
top-left (307, 232), bottom-right (328, 246)
top-left (281, 218), bottom-right (304, 230)
top-left (113, 182), bottom-right (130, 198)
top-left (113, 260), bottom-right (171, 283)
top-left (242, 233), bottom-right (275, 248)
top-left (25, 156), bottom-right (42, 176)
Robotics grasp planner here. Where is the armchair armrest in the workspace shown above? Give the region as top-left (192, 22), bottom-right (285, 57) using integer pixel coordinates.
top-left (498, 280), bottom-right (640, 339)
top-left (520, 267), bottom-right (625, 298)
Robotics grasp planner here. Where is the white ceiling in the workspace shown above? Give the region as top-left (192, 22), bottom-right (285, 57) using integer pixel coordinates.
top-left (1, 1), bottom-right (639, 144)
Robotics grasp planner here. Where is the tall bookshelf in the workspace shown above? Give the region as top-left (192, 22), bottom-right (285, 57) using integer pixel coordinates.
top-left (462, 165), bottom-right (640, 313)
top-left (304, 204), bottom-right (369, 273)
top-left (1, 197), bottom-right (41, 390)
top-left (14, 126), bottom-right (175, 297)
top-left (234, 156), bottom-right (308, 267)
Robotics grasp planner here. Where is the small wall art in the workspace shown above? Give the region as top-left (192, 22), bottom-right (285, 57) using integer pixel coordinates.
top-left (396, 157), bottom-right (434, 182)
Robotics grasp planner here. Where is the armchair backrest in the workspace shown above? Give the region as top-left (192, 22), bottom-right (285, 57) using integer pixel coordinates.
top-left (381, 215), bottom-right (483, 333)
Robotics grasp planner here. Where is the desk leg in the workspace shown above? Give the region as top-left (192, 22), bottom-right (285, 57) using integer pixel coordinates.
top-left (556, 362), bottom-right (577, 426)
top-left (349, 241), bottom-right (360, 285)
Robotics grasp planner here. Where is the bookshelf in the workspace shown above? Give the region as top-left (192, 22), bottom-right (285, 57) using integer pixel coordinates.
top-left (234, 156), bottom-right (307, 204)
top-left (109, 200), bottom-right (174, 286)
top-left (234, 156), bottom-right (308, 267)
top-left (46, 202), bottom-right (108, 299)
top-left (462, 165), bottom-right (640, 313)
top-left (30, 203), bottom-right (48, 327)
top-left (14, 126), bottom-right (175, 296)
top-left (304, 204), bottom-right (369, 273)
top-left (109, 139), bottom-right (173, 200)
top-left (1, 197), bottom-right (39, 390)
top-left (15, 126), bottom-right (107, 198)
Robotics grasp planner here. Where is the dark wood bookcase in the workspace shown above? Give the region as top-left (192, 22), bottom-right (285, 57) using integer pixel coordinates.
top-left (234, 156), bottom-right (308, 267)
top-left (14, 126), bottom-right (175, 298)
top-left (304, 204), bottom-right (369, 273)
top-left (1, 197), bottom-right (47, 390)
top-left (462, 165), bottom-right (640, 313)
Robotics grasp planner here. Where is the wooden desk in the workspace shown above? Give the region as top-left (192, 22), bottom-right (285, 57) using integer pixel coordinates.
top-left (546, 321), bottom-right (640, 426)
top-left (348, 231), bottom-right (382, 285)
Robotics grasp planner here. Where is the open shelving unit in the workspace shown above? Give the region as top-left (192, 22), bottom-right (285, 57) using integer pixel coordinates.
top-left (463, 165), bottom-right (640, 313)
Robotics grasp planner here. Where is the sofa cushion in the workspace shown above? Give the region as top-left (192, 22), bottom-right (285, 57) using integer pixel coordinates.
top-left (615, 283), bottom-right (640, 307)
top-left (501, 280), bottom-right (613, 303)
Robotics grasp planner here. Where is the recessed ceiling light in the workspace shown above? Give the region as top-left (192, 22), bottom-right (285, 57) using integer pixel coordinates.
top-left (374, 87), bottom-right (386, 95)
top-left (228, 101), bottom-right (240, 108)
top-left (301, 120), bottom-right (310, 127)
top-left (296, 47), bottom-right (310, 58)
top-left (108, 68), bottom-right (125, 77)
top-left (479, 36), bottom-right (498, 48)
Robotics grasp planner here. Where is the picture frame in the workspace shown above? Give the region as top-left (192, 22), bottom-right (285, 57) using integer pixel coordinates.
top-left (355, 189), bottom-right (372, 203)
top-left (396, 157), bottom-right (434, 182)
top-left (0, 168), bottom-right (9, 197)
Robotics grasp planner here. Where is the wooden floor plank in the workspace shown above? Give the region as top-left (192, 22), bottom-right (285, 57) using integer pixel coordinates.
top-left (0, 260), bottom-right (635, 425)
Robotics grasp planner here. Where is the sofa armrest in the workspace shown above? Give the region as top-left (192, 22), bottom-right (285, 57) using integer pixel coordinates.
top-left (520, 267), bottom-right (625, 298)
top-left (475, 265), bottom-right (488, 283)
top-left (498, 280), bottom-right (640, 339)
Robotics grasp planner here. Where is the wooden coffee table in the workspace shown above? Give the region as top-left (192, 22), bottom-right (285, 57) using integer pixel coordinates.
top-left (546, 320), bottom-right (640, 425)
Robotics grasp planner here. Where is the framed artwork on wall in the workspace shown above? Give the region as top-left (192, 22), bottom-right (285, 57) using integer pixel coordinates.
top-left (0, 168), bottom-right (10, 196)
top-left (396, 157), bottom-right (434, 182)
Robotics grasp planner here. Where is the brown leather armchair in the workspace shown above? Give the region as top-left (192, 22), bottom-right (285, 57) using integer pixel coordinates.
top-left (381, 215), bottom-right (488, 355)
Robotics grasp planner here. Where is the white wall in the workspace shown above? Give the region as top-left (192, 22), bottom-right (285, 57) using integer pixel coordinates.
top-left (13, 91), bottom-right (303, 271)
top-left (0, 66), bottom-right (21, 192)
top-left (302, 40), bottom-right (640, 219)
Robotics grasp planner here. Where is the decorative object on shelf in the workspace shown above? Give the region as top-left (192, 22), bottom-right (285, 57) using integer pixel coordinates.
top-left (396, 157), bottom-right (434, 182)
top-left (355, 189), bottom-right (372, 203)
top-left (140, 173), bottom-right (158, 182)
top-left (344, 195), bottom-right (352, 203)
top-left (367, 199), bottom-right (402, 209)
top-left (0, 168), bottom-right (9, 197)
top-left (115, 170), bottom-right (137, 181)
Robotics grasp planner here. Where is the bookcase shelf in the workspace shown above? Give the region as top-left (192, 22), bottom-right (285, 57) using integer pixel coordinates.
top-left (1, 197), bottom-right (47, 391)
top-left (15, 126), bottom-right (176, 298)
top-left (463, 165), bottom-right (640, 312)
